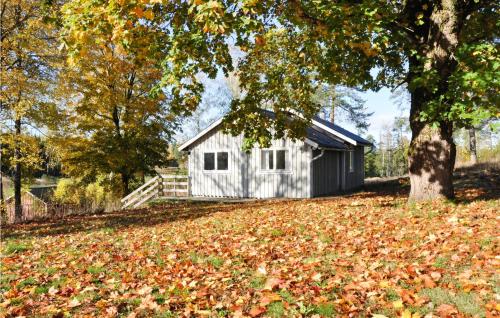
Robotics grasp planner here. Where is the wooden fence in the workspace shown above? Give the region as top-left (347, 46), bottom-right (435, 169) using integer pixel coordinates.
top-left (121, 175), bottom-right (189, 209)
top-left (0, 201), bottom-right (116, 225)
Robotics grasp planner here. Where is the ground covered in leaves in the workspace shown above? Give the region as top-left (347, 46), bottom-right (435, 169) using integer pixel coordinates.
top-left (1, 166), bottom-right (499, 317)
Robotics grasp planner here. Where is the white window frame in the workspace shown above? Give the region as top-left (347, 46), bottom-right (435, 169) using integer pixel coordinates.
top-left (202, 150), bottom-right (230, 173)
top-left (259, 148), bottom-right (292, 174)
top-left (348, 150), bottom-right (355, 173)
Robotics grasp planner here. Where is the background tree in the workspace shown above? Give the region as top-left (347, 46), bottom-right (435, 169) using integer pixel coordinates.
top-left (53, 35), bottom-right (179, 195)
top-left (468, 128), bottom-right (478, 164)
top-left (62, 0), bottom-right (500, 201)
top-left (180, 76), bottom-right (230, 139)
top-left (313, 83), bottom-right (373, 133)
top-left (0, 0), bottom-right (61, 222)
top-left (453, 121), bottom-right (499, 164)
top-left (364, 135), bottom-right (378, 178)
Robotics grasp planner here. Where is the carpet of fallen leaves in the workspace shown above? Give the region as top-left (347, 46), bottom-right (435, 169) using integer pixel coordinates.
top-left (1, 169), bottom-right (499, 318)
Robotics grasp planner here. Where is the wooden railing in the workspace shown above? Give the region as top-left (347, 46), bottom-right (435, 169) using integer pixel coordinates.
top-left (121, 175), bottom-right (189, 209)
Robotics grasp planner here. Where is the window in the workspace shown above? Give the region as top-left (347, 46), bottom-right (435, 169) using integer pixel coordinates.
top-left (217, 152), bottom-right (228, 170)
top-left (204, 153), bottom-right (215, 170)
top-left (261, 149), bottom-right (289, 171)
top-left (204, 152), bottom-right (228, 171)
top-left (348, 151), bottom-right (354, 172)
top-left (261, 150), bottom-right (273, 170)
top-left (276, 150), bottom-right (287, 170)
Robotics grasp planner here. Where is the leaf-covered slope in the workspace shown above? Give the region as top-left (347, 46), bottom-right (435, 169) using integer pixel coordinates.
top-left (1, 174), bottom-right (499, 317)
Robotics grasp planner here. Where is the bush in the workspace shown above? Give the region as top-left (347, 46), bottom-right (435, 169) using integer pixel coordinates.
top-left (54, 176), bottom-right (120, 212)
top-left (54, 178), bottom-right (85, 205)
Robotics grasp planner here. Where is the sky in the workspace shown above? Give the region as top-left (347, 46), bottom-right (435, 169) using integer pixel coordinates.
top-left (177, 74), bottom-right (411, 144)
top-left (176, 45), bottom-right (413, 145)
top-left (352, 87), bottom-right (410, 140)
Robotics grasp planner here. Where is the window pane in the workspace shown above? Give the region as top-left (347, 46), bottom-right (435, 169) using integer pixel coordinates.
top-left (261, 150), bottom-right (273, 170)
top-left (204, 153), bottom-right (215, 170)
top-left (276, 150), bottom-right (287, 170)
top-left (217, 152), bottom-right (228, 170)
top-left (349, 151), bottom-right (354, 172)
top-left (268, 150), bottom-right (274, 170)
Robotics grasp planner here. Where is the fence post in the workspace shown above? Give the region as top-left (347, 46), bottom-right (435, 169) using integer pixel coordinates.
top-left (158, 175), bottom-right (163, 198)
top-left (172, 176), bottom-right (176, 197)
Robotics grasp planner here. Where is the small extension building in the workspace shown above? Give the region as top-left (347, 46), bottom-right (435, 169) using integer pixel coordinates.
top-left (179, 111), bottom-right (372, 199)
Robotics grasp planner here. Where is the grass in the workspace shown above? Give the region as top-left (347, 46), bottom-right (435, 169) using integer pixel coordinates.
top-left (207, 256), bottom-right (224, 268)
top-left (86, 266), bottom-right (105, 275)
top-left (250, 276), bottom-right (266, 289)
top-left (3, 241), bottom-right (30, 254)
top-left (0, 166), bottom-right (498, 317)
top-left (278, 289), bottom-right (295, 304)
top-left (315, 303), bottom-right (336, 317)
top-left (267, 302), bottom-right (285, 318)
top-left (433, 256), bottom-right (449, 269)
top-left (385, 288), bottom-right (400, 301)
top-left (420, 288), bottom-right (485, 317)
top-left (270, 228), bottom-right (284, 237)
top-left (17, 277), bottom-right (37, 289)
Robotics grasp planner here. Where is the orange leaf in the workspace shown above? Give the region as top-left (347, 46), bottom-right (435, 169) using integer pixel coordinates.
top-left (421, 275), bottom-right (436, 288)
top-left (133, 7), bottom-right (144, 18)
top-left (249, 306), bottom-right (266, 317)
top-left (263, 277), bottom-right (282, 291)
top-left (436, 304), bottom-right (458, 318)
top-left (144, 10), bottom-right (154, 20)
top-left (255, 35), bottom-right (265, 46)
top-left (259, 293), bottom-right (281, 306)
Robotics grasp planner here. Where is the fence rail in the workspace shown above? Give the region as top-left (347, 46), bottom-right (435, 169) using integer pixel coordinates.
top-left (1, 201), bottom-right (118, 225)
top-left (121, 174), bottom-right (189, 209)
top-left (0, 175), bottom-right (190, 223)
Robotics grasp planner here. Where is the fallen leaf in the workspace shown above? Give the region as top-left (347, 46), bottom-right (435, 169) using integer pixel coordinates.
top-left (68, 298), bottom-right (81, 308)
top-left (401, 309), bottom-right (412, 318)
top-left (249, 306), bottom-right (266, 317)
top-left (311, 272), bottom-right (322, 282)
top-left (436, 303), bottom-right (458, 317)
top-left (421, 274), bottom-right (436, 288)
top-left (392, 299), bottom-right (403, 309)
top-left (263, 277), bottom-right (282, 291)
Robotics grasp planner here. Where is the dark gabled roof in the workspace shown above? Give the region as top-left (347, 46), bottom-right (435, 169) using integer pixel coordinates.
top-left (313, 116), bottom-right (373, 146)
top-left (261, 109), bottom-right (372, 147)
top-left (306, 127), bottom-right (347, 149)
top-left (179, 109), bottom-right (372, 151)
top-left (29, 186), bottom-right (55, 202)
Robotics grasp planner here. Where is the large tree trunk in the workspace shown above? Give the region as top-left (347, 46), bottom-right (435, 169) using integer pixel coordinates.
top-left (121, 173), bottom-right (130, 195)
top-left (14, 118), bottom-right (22, 223)
top-left (469, 128), bottom-right (477, 164)
top-left (407, 0), bottom-right (460, 201)
top-left (408, 117), bottom-right (456, 200)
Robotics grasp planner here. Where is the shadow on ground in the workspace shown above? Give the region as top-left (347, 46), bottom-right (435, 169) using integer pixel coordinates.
top-left (362, 162), bottom-right (499, 203)
top-left (3, 163), bottom-right (498, 239)
top-left (2, 200), bottom-right (293, 239)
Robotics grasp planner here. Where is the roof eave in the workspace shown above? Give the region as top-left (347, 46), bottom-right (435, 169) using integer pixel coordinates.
top-left (178, 118), bottom-right (223, 151)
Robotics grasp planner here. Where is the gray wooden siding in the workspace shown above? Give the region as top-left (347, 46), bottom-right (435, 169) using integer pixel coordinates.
top-left (188, 128), bottom-right (312, 198)
top-left (344, 146), bottom-right (365, 190)
top-left (312, 150), bottom-right (341, 196)
top-left (311, 147), bottom-right (365, 196)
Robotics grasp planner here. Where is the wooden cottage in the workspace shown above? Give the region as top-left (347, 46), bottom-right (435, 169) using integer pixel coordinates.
top-left (179, 111), bottom-right (372, 199)
top-left (4, 191), bottom-right (49, 223)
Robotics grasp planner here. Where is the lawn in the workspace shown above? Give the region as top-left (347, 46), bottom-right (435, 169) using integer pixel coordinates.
top-left (1, 167), bottom-right (499, 317)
